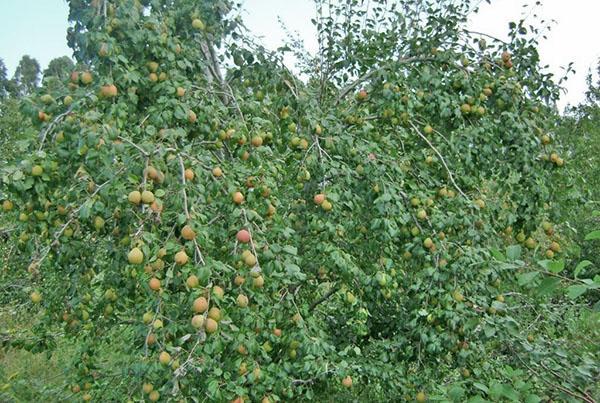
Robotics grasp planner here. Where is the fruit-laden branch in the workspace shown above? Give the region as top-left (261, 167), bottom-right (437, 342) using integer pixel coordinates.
top-left (309, 285), bottom-right (338, 311)
top-left (35, 170), bottom-right (123, 265)
top-left (407, 120), bottom-right (468, 199)
top-left (38, 92), bottom-right (93, 151)
top-left (177, 154), bottom-right (205, 265)
top-left (335, 56), bottom-right (432, 105)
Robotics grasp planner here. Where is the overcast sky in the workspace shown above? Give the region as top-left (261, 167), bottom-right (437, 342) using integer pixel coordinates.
top-left (1, 0), bottom-right (598, 110)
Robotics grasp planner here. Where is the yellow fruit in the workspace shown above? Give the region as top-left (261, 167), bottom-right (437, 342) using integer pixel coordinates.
top-left (212, 167), bottom-right (223, 177)
top-left (416, 391), bottom-right (427, 402)
top-left (208, 307), bottom-right (221, 321)
top-left (237, 294), bottom-right (249, 308)
top-left (474, 199), bottom-right (485, 209)
top-left (205, 318), bottom-right (218, 333)
top-left (232, 192), bottom-right (244, 204)
top-left (251, 136), bottom-right (263, 147)
top-left (253, 276), bottom-right (264, 288)
top-left (321, 200), bottom-right (333, 211)
top-left (141, 190), bottom-right (155, 204)
top-left (181, 225), bottom-right (196, 240)
top-left (128, 190), bottom-right (141, 204)
top-left (30, 291), bottom-right (42, 303)
top-left (31, 165), bottom-right (43, 176)
top-left (149, 390), bottom-right (160, 402)
top-left (175, 250), bottom-right (189, 265)
top-left (142, 311), bottom-right (153, 324)
top-left (549, 241), bottom-right (561, 253)
top-left (423, 238), bottom-right (433, 249)
top-left (243, 253), bottom-right (257, 267)
top-left (176, 87), bottom-right (186, 97)
top-left (128, 247), bottom-right (144, 264)
top-left (81, 71), bottom-right (93, 85)
top-left (147, 61), bottom-right (159, 72)
top-left (212, 285), bottom-right (224, 299)
top-left (142, 383), bottom-right (154, 394)
top-left (192, 297), bottom-right (208, 313)
top-left (188, 110), bottom-right (197, 123)
top-left (149, 277), bottom-right (161, 291)
top-left (423, 125), bottom-right (433, 135)
top-left (191, 315), bottom-right (205, 329)
top-left (416, 209), bottom-right (427, 220)
top-left (192, 18), bottom-right (205, 30)
top-left (184, 168), bottom-right (194, 181)
top-left (2, 200), bottom-right (13, 211)
top-left (186, 275), bottom-right (199, 288)
top-left (159, 351), bottom-right (171, 365)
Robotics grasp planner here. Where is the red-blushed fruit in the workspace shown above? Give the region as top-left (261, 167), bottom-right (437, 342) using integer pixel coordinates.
top-left (313, 194), bottom-right (325, 205)
top-left (100, 84), bottom-right (118, 98)
top-left (236, 229), bottom-right (251, 243)
top-left (81, 71), bottom-right (93, 84)
top-left (149, 277), bottom-right (160, 291)
top-left (273, 328), bottom-right (282, 337)
top-left (232, 192), bottom-right (244, 204)
top-left (188, 110), bottom-right (197, 123)
top-left (192, 297), bottom-right (208, 313)
top-left (176, 87), bottom-right (186, 97)
top-left (342, 376), bottom-right (353, 388)
top-left (149, 390), bottom-right (160, 402)
top-left (184, 168), bottom-right (194, 181)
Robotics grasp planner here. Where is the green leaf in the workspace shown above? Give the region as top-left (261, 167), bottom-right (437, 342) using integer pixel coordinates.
top-left (506, 245), bottom-right (522, 261)
top-left (536, 277), bottom-right (561, 296)
top-left (585, 230), bottom-right (600, 240)
top-left (282, 245), bottom-right (297, 255)
top-left (567, 285), bottom-right (588, 300)
top-left (538, 259), bottom-right (564, 273)
top-left (517, 271), bottom-right (538, 286)
top-left (524, 394), bottom-right (541, 403)
top-left (501, 384), bottom-right (520, 401)
top-left (574, 260), bottom-right (593, 277)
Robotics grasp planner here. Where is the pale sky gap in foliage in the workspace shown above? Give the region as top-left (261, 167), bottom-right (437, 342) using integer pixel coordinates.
top-left (0, 0), bottom-right (598, 111)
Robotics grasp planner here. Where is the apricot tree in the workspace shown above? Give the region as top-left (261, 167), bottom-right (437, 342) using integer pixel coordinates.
top-left (2, 0), bottom-right (595, 401)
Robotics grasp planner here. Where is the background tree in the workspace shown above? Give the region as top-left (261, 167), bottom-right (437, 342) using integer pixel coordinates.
top-left (0, 58), bottom-right (8, 99)
top-left (12, 55), bottom-right (41, 95)
top-left (43, 56), bottom-right (75, 82)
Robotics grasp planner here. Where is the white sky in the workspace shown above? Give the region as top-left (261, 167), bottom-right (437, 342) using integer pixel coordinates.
top-left (1, 0), bottom-right (599, 111)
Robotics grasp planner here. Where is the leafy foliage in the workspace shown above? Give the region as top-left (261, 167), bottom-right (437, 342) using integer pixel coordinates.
top-left (0, 0), bottom-right (598, 402)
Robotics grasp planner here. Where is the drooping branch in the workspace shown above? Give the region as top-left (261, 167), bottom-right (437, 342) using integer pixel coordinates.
top-left (408, 120), bottom-right (468, 199)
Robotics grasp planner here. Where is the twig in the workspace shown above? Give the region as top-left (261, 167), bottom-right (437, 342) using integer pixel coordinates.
top-left (309, 285), bottom-right (338, 311)
top-left (407, 120), bottom-right (468, 199)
